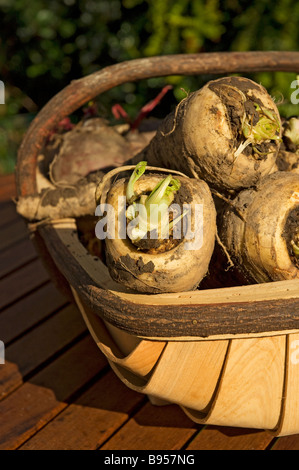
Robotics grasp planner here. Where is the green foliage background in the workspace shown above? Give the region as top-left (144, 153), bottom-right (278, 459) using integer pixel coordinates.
top-left (1, 0), bottom-right (299, 173)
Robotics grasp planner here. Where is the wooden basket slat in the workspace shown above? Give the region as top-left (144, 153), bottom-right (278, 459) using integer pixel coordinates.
top-left (127, 340), bottom-right (229, 411)
top-left (73, 286), bottom-right (229, 412)
top-left (183, 335), bottom-right (286, 430)
top-left (72, 289), bottom-right (165, 378)
top-left (276, 333), bottom-right (299, 436)
top-left (73, 292), bottom-right (291, 433)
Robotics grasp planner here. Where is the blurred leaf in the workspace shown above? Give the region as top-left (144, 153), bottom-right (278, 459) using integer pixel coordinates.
top-left (1, 0), bottom-right (299, 174)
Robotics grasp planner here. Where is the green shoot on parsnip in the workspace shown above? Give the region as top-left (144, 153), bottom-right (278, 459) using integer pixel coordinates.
top-left (125, 162), bottom-right (185, 243)
top-left (291, 239), bottom-right (299, 258)
top-left (126, 161), bottom-right (147, 203)
top-left (234, 103), bottom-right (281, 159)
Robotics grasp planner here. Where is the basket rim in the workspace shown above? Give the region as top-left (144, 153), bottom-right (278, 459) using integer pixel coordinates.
top-left (34, 218), bottom-right (299, 340)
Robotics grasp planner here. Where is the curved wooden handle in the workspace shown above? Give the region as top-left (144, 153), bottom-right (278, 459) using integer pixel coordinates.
top-left (16, 51), bottom-right (299, 197)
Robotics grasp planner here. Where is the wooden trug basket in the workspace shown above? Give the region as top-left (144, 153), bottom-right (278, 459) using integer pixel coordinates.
top-left (16, 52), bottom-right (299, 436)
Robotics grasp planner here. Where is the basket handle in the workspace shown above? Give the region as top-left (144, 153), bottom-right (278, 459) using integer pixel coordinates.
top-left (16, 51), bottom-right (299, 197)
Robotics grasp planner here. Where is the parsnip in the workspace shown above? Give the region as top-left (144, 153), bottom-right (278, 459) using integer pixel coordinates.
top-left (96, 163), bottom-right (217, 293)
top-left (220, 172), bottom-right (299, 283)
top-left (132, 76), bottom-right (281, 192)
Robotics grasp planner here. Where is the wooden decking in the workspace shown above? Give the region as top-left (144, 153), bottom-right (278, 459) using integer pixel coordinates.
top-left (1, 172), bottom-right (299, 450)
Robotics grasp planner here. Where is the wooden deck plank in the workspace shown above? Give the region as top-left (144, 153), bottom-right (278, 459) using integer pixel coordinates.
top-left (100, 401), bottom-right (199, 451)
top-left (19, 370), bottom-right (145, 450)
top-left (0, 335), bottom-right (107, 450)
top-left (0, 283), bottom-right (68, 344)
top-left (185, 426), bottom-right (274, 450)
top-left (0, 173), bottom-right (16, 187)
top-left (0, 237), bottom-right (37, 279)
top-left (0, 201), bottom-right (19, 228)
top-left (0, 303), bottom-right (87, 400)
top-left (270, 434), bottom-right (299, 450)
top-left (0, 174), bottom-right (16, 200)
top-left (0, 258), bottom-right (50, 311)
top-left (0, 217), bottom-right (29, 252)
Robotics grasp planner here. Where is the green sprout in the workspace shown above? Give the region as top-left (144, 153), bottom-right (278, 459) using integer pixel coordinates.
top-left (145, 175), bottom-right (179, 206)
top-left (126, 161), bottom-right (147, 203)
top-left (291, 239), bottom-right (299, 258)
top-left (234, 103), bottom-right (281, 159)
top-left (125, 162), bottom-right (186, 243)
